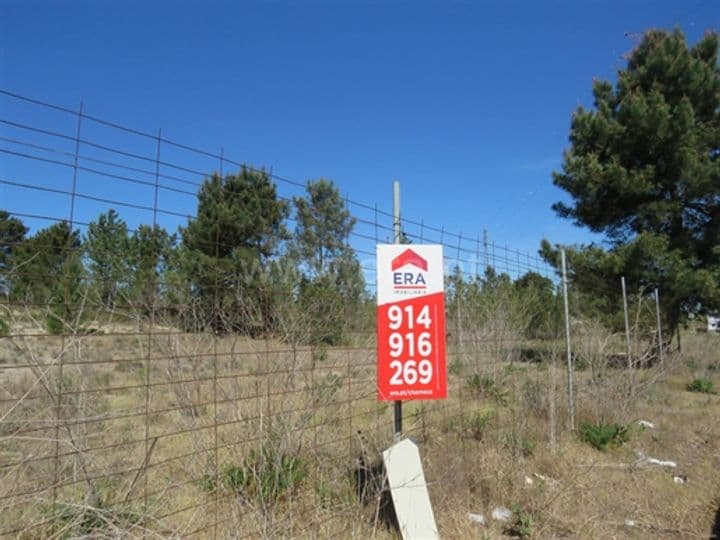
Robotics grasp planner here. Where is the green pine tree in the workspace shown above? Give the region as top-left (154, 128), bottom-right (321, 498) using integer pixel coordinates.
top-left (0, 210), bottom-right (28, 296)
top-left (46, 250), bottom-right (86, 335)
top-left (546, 29), bottom-right (720, 334)
top-left (9, 221), bottom-right (86, 333)
top-left (292, 179), bottom-right (356, 277)
top-left (11, 221), bottom-right (82, 305)
top-left (85, 209), bottom-right (130, 310)
top-left (128, 224), bottom-right (175, 318)
top-left (514, 271), bottom-right (561, 339)
top-left (181, 167), bottom-right (289, 334)
top-left (291, 179), bottom-right (364, 345)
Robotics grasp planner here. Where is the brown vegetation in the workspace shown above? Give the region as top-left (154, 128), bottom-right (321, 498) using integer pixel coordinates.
top-left (1, 309), bottom-right (718, 538)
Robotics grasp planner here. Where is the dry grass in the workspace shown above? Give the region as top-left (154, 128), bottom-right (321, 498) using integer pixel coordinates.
top-left (1, 315), bottom-right (718, 538)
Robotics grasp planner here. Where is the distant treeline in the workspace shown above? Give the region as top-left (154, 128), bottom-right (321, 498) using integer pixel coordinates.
top-left (1, 168), bottom-right (567, 343)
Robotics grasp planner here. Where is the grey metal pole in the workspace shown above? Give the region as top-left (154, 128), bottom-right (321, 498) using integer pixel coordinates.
top-left (393, 181), bottom-right (402, 441)
top-left (655, 288), bottom-right (664, 365)
top-left (561, 249), bottom-right (574, 431)
top-left (483, 228), bottom-right (489, 271)
top-left (621, 276), bottom-right (632, 370)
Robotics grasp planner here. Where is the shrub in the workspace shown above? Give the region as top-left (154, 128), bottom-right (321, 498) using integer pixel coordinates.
top-left (504, 431), bottom-right (535, 458)
top-left (207, 446), bottom-right (306, 506)
top-left (464, 407), bottom-right (496, 441)
top-left (465, 373), bottom-right (491, 394)
top-left (46, 500), bottom-right (142, 536)
top-left (521, 379), bottom-right (544, 415)
top-left (312, 346), bottom-right (328, 364)
top-left (517, 347), bottom-right (544, 363)
top-left (507, 504), bottom-right (535, 539)
top-left (574, 354), bottom-right (589, 371)
top-left (0, 316), bottom-right (8, 336)
top-left (686, 377), bottom-right (717, 394)
top-left (465, 374), bottom-right (508, 405)
top-left (312, 372), bottom-right (343, 403)
top-left (298, 277), bottom-right (346, 346)
top-left (579, 421), bottom-right (629, 451)
top-left (448, 359), bottom-right (464, 375)
top-left (46, 306), bottom-right (65, 335)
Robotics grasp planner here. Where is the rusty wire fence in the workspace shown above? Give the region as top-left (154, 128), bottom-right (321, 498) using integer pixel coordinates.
top-left (0, 90), bottom-right (667, 538)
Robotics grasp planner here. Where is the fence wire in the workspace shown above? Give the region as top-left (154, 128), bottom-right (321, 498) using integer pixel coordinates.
top-left (0, 90), bottom-right (668, 538)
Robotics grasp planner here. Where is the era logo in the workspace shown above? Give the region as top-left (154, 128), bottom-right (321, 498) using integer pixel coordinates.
top-left (391, 249), bottom-right (428, 289)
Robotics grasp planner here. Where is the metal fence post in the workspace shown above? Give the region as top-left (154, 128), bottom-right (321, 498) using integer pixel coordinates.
top-left (621, 276), bottom-right (632, 372)
top-left (561, 249), bottom-right (574, 431)
top-left (655, 288), bottom-right (664, 366)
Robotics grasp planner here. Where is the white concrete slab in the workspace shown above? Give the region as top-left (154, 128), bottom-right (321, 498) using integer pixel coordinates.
top-left (382, 438), bottom-right (439, 540)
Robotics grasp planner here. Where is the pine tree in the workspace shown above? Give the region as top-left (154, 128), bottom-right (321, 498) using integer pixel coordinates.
top-left (291, 179), bottom-right (364, 345)
top-left (11, 221), bottom-right (82, 304)
top-left (514, 271), bottom-right (560, 338)
top-left (547, 29), bottom-right (720, 332)
top-left (85, 209), bottom-right (130, 309)
top-left (0, 210), bottom-right (28, 296)
top-left (181, 167), bottom-right (288, 334)
top-left (46, 250), bottom-right (86, 335)
top-left (8, 221), bottom-right (86, 333)
top-left (128, 224), bottom-right (175, 317)
top-left (292, 179), bottom-right (356, 276)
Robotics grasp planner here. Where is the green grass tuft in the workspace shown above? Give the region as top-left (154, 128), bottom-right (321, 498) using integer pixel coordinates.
top-left (686, 377), bottom-right (717, 394)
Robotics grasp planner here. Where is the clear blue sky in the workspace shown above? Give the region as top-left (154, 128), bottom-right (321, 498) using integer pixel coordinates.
top-left (1, 0), bottom-right (718, 270)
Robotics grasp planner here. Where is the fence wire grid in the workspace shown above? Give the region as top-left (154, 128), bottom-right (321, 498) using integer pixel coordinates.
top-left (0, 90), bottom-right (667, 538)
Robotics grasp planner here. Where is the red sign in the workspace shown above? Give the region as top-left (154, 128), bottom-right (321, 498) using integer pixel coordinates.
top-left (376, 245), bottom-right (446, 401)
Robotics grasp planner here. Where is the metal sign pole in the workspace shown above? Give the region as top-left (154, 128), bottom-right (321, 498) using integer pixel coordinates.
top-left (393, 180), bottom-right (402, 441)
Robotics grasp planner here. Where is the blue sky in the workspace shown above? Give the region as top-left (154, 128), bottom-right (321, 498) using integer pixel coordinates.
top-left (1, 0), bottom-right (718, 275)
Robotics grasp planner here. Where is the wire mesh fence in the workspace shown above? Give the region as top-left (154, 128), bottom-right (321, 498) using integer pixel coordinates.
top-left (0, 90), bottom-right (673, 537)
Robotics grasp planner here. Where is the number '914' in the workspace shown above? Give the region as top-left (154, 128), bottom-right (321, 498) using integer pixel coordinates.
top-left (387, 304), bottom-right (432, 330)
